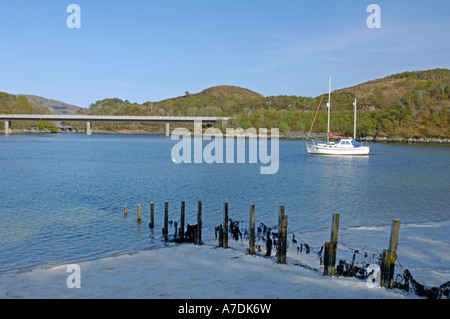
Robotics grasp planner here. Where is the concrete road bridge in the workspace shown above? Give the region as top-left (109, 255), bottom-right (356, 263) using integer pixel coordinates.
top-left (0, 114), bottom-right (230, 136)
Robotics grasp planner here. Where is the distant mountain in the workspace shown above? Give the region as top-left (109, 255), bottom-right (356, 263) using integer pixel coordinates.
top-left (18, 94), bottom-right (83, 115)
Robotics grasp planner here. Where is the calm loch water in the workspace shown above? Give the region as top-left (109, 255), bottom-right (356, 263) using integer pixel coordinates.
top-left (0, 133), bottom-right (448, 273)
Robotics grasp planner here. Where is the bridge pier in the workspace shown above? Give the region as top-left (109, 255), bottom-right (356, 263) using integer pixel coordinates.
top-left (4, 121), bottom-right (11, 135)
top-left (166, 123), bottom-right (170, 137)
top-left (86, 121), bottom-right (92, 136)
top-left (194, 120), bottom-right (202, 137)
top-left (221, 120), bottom-right (228, 129)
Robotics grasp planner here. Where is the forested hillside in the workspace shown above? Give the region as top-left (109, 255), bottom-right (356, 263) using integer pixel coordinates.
top-left (87, 69), bottom-right (449, 138)
top-left (2, 69), bottom-right (449, 139)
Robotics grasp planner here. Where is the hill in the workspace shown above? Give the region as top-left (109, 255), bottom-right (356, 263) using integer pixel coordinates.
top-left (0, 92), bottom-right (84, 132)
top-left (0, 92), bottom-right (83, 115)
top-left (195, 85), bottom-right (263, 99)
top-left (0, 92), bottom-right (47, 114)
top-left (0, 92), bottom-right (59, 132)
top-left (328, 68), bottom-right (449, 138)
top-left (154, 85), bottom-right (263, 106)
top-left (19, 94), bottom-right (83, 115)
top-left (334, 68), bottom-right (450, 111)
top-left (82, 69), bottom-right (450, 139)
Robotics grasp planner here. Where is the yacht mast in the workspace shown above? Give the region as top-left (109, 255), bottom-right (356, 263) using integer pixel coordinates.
top-left (353, 98), bottom-right (357, 140)
top-left (327, 76), bottom-right (331, 143)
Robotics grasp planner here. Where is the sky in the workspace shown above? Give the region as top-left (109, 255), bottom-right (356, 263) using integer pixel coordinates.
top-left (0, 0), bottom-right (449, 108)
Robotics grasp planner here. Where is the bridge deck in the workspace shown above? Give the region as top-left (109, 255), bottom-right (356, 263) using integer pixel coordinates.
top-left (0, 114), bottom-right (230, 123)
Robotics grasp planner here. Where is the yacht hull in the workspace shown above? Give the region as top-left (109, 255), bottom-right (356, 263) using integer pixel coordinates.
top-left (305, 141), bottom-right (370, 155)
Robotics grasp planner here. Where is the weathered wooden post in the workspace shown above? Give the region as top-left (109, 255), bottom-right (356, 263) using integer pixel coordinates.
top-left (277, 206), bottom-right (288, 264)
top-left (277, 206), bottom-right (284, 262)
top-left (281, 214), bottom-right (288, 263)
top-left (149, 201), bottom-right (155, 229)
top-left (249, 205), bottom-right (256, 255)
top-left (218, 224), bottom-right (224, 247)
top-left (323, 213), bottom-right (340, 277)
top-left (196, 200), bottom-right (202, 245)
top-left (124, 206), bottom-right (127, 217)
top-left (223, 202), bottom-right (229, 248)
top-left (137, 204), bottom-right (141, 221)
top-left (163, 201), bottom-right (169, 240)
top-left (180, 201), bottom-right (185, 241)
top-left (174, 222), bottom-right (178, 239)
top-left (381, 219), bottom-right (400, 288)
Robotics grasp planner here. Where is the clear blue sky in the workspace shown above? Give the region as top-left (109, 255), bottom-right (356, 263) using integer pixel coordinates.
top-left (1, 0), bottom-right (449, 108)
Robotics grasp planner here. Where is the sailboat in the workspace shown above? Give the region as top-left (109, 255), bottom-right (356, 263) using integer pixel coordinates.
top-left (305, 76), bottom-right (370, 155)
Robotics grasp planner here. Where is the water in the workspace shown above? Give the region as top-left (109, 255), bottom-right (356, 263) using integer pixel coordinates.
top-left (0, 134), bottom-right (449, 274)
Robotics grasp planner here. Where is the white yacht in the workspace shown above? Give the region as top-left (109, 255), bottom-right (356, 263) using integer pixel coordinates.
top-left (305, 137), bottom-right (370, 155)
top-left (305, 76), bottom-right (370, 156)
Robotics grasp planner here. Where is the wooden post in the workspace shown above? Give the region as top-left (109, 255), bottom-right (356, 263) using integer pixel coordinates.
top-left (388, 219), bottom-right (400, 260)
top-left (249, 205), bottom-right (256, 255)
top-left (323, 242), bottom-right (332, 275)
top-left (137, 204), bottom-right (141, 221)
top-left (281, 215), bottom-right (288, 263)
top-left (381, 219), bottom-right (400, 288)
top-left (323, 213), bottom-right (340, 277)
top-left (149, 202), bottom-right (154, 229)
top-left (223, 202), bottom-right (229, 248)
top-left (196, 200), bottom-right (202, 245)
top-left (163, 201), bottom-right (169, 240)
top-left (124, 206), bottom-right (127, 217)
top-left (218, 224), bottom-right (224, 247)
top-left (380, 249), bottom-right (389, 288)
top-left (277, 206), bottom-right (287, 264)
top-left (174, 222), bottom-right (178, 239)
top-left (180, 201), bottom-right (185, 241)
top-left (277, 206), bottom-right (284, 254)
top-left (330, 213), bottom-right (339, 245)
top-left (277, 205), bottom-right (284, 263)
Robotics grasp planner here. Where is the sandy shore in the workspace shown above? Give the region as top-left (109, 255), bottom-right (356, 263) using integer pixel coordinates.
top-left (2, 220), bottom-right (448, 300)
top-left (0, 243), bottom-right (411, 299)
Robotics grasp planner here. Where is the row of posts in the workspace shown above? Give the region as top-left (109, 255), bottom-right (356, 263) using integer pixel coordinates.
top-left (125, 201), bottom-right (202, 245)
top-left (124, 201), bottom-right (289, 264)
top-left (124, 202), bottom-right (400, 289)
top-left (322, 213), bottom-right (401, 288)
top-left (246, 204), bottom-right (288, 264)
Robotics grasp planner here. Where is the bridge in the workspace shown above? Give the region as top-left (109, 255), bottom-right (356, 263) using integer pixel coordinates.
top-left (0, 114), bottom-right (230, 136)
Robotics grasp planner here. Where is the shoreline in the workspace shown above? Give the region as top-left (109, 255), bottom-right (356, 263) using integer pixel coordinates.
top-left (2, 219), bottom-right (449, 299)
top-left (282, 132), bottom-right (449, 144)
top-left (6, 129), bottom-right (449, 144)
top-left (0, 241), bottom-right (412, 299)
